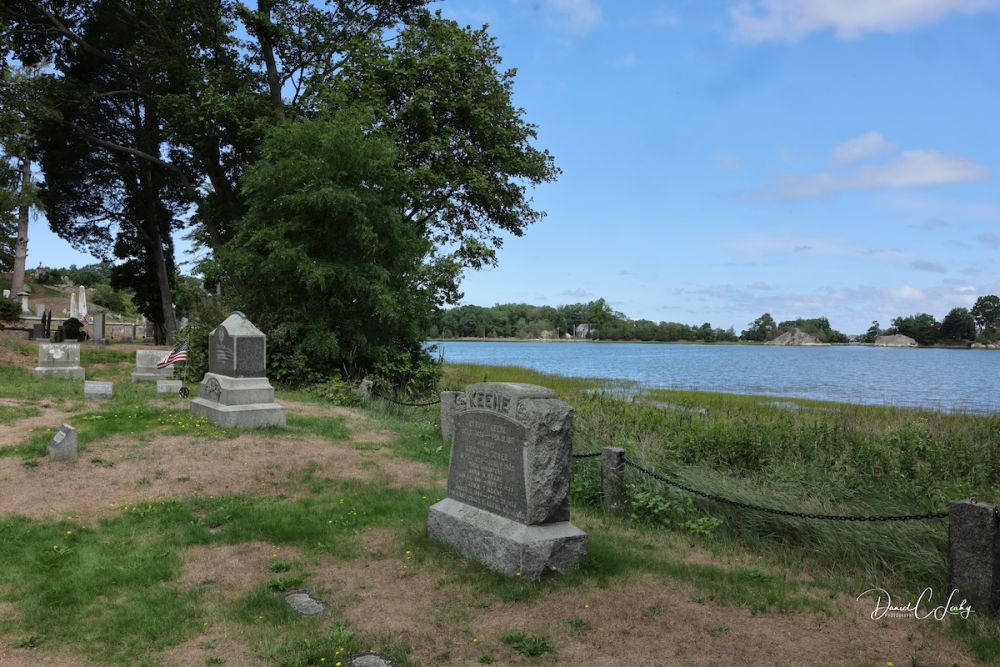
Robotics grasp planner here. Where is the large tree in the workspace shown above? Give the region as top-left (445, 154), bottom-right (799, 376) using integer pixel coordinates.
top-left (971, 295), bottom-right (1000, 339)
top-left (940, 307), bottom-right (976, 342)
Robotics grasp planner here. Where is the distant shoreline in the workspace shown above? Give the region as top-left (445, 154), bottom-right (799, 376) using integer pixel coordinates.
top-left (427, 337), bottom-right (988, 349)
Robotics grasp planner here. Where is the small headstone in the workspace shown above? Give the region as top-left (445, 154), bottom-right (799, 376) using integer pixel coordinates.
top-left (1, 289), bottom-right (9, 298)
top-left (157, 380), bottom-right (183, 395)
top-left (48, 425), bottom-right (78, 461)
top-left (283, 591), bottom-right (326, 615)
top-left (35, 304), bottom-right (44, 317)
top-left (132, 349), bottom-right (175, 382)
top-left (190, 312), bottom-right (285, 428)
top-left (34, 343), bottom-right (85, 379)
top-left (17, 290), bottom-right (29, 313)
top-left (31, 324), bottom-right (45, 340)
top-left (428, 382), bottom-right (588, 580)
top-left (84, 381), bottom-right (113, 399)
top-left (358, 377), bottom-right (374, 398)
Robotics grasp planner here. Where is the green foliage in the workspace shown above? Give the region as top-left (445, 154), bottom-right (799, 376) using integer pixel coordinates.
top-left (741, 312), bottom-right (777, 342)
top-left (62, 316), bottom-right (85, 340)
top-left (88, 282), bottom-right (134, 315)
top-left (940, 307), bottom-right (976, 342)
top-left (227, 110), bottom-right (438, 389)
top-left (0, 295), bottom-right (21, 323)
top-left (889, 313), bottom-right (940, 346)
top-left (435, 300), bottom-right (738, 342)
top-left (501, 632), bottom-right (554, 658)
top-left (307, 377), bottom-right (363, 407)
top-left (972, 295), bottom-right (1000, 339)
top-left (862, 320), bottom-right (881, 344)
top-left (775, 317), bottom-right (847, 343)
top-left (628, 483), bottom-right (696, 527)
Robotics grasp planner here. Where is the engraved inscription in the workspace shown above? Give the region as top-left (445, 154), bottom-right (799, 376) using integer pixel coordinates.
top-left (209, 328), bottom-right (235, 375)
top-left (467, 390), bottom-right (513, 416)
top-left (235, 337), bottom-right (266, 377)
top-left (448, 412), bottom-right (527, 522)
top-left (53, 431), bottom-right (66, 444)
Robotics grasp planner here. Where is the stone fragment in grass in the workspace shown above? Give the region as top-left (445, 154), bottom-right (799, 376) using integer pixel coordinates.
top-left (283, 590), bottom-right (326, 615)
top-left (48, 424), bottom-right (78, 462)
top-left (349, 652), bottom-right (398, 666)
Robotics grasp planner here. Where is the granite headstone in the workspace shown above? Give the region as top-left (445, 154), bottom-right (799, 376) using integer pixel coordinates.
top-left (132, 349), bottom-right (175, 382)
top-left (34, 343), bottom-right (85, 379)
top-left (428, 382), bottom-right (587, 580)
top-left (190, 312), bottom-right (285, 428)
top-left (84, 381), bottom-right (113, 399)
top-left (48, 424), bottom-right (78, 461)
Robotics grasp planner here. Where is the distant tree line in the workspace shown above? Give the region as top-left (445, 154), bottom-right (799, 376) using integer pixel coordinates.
top-left (858, 296), bottom-right (1000, 346)
top-left (430, 299), bottom-right (738, 342)
top-left (432, 294), bottom-right (1000, 346)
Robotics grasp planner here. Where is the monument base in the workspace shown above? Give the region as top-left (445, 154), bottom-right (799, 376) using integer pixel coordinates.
top-left (191, 398), bottom-right (286, 428)
top-left (34, 366), bottom-right (85, 380)
top-left (428, 498), bottom-right (587, 581)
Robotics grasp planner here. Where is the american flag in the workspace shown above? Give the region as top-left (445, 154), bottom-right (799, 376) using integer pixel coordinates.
top-left (157, 341), bottom-right (189, 368)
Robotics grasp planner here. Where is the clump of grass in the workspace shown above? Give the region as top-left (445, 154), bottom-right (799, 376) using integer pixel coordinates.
top-left (266, 574), bottom-right (306, 592)
top-left (501, 631), bottom-right (554, 657)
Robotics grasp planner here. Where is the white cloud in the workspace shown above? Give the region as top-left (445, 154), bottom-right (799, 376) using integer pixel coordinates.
top-left (615, 53), bottom-right (638, 68)
top-left (714, 152), bottom-right (744, 171)
top-left (561, 287), bottom-right (592, 297)
top-left (730, 0), bottom-right (998, 42)
top-left (546, 0), bottom-right (602, 36)
top-left (761, 150), bottom-right (990, 200)
top-left (911, 260), bottom-right (947, 273)
top-left (831, 131), bottom-right (891, 164)
top-left (886, 285), bottom-right (925, 300)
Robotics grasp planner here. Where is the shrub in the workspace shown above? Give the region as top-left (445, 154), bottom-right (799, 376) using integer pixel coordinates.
top-left (0, 296), bottom-right (21, 324)
top-left (62, 317), bottom-right (86, 340)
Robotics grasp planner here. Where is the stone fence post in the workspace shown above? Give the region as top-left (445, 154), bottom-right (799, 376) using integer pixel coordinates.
top-left (949, 500), bottom-right (1000, 616)
top-left (601, 447), bottom-right (626, 514)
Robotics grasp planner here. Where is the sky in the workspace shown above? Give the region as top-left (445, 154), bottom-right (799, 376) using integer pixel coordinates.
top-left (24, 0), bottom-right (1000, 334)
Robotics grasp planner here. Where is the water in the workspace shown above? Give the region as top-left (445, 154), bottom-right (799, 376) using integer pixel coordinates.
top-left (428, 341), bottom-right (1000, 413)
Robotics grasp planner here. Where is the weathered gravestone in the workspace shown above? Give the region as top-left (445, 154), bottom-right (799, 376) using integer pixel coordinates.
top-left (131, 349), bottom-right (175, 382)
top-left (84, 381), bottom-right (113, 399)
top-left (427, 382), bottom-right (587, 580)
top-left (34, 343), bottom-right (85, 379)
top-left (91, 312), bottom-right (106, 343)
top-left (190, 312), bottom-right (286, 428)
top-left (49, 424), bottom-right (78, 461)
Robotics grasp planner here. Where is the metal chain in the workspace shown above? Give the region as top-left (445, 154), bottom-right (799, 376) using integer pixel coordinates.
top-left (371, 390), bottom-right (441, 407)
top-left (572, 452), bottom-right (602, 459)
top-left (623, 458), bottom-right (948, 522)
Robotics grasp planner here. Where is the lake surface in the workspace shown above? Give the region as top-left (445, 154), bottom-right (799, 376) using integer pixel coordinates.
top-left (429, 341), bottom-right (1000, 413)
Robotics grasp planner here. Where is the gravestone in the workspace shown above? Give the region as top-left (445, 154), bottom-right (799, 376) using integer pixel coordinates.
top-left (35, 304), bottom-right (44, 317)
top-left (84, 381), bottom-right (113, 399)
top-left (92, 312), bottom-right (106, 343)
top-left (31, 324), bottom-right (45, 340)
top-left (1, 289), bottom-right (8, 298)
top-left (427, 382), bottom-right (587, 580)
top-left (17, 291), bottom-right (29, 313)
top-left (34, 343), bottom-right (85, 379)
top-left (49, 424), bottom-right (78, 461)
top-left (157, 380), bottom-right (183, 395)
top-left (190, 311), bottom-right (286, 428)
top-left (132, 349), bottom-right (175, 382)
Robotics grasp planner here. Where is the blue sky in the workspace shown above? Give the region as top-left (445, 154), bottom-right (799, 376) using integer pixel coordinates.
top-left (27, 0), bottom-right (1000, 333)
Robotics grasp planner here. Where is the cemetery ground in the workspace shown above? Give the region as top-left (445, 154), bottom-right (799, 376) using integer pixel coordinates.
top-left (0, 336), bottom-right (996, 665)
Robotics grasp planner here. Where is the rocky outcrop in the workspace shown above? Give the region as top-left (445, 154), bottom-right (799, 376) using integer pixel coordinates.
top-left (874, 334), bottom-right (918, 347)
top-left (971, 342), bottom-right (1000, 350)
top-left (765, 328), bottom-right (826, 346)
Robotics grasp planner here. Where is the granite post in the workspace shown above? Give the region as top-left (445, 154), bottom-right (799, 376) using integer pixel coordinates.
top-left (601, 447), bottom-right (626, 514)
top-left (190, 311), bottom-right (285, 428)
top-left (132, 349), bottom-right (175, 382)
top-left (949, 500), bottom-right (1000, 616)
top-left (34, 343), bottom-right (85, 379)
top-left (427, 382), bottom-right (587, 580)
top-left (439, 390), bottom-right (463, 444)
top-left (92, 312), bottom-right (106, 343)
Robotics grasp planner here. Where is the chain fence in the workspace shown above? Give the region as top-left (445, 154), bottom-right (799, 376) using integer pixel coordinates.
top-left (571, 449), bottom-right (948, 522)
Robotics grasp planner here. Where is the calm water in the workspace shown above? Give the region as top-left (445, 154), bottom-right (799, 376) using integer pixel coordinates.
top-left (429, 341), bottom-right (1000, 413)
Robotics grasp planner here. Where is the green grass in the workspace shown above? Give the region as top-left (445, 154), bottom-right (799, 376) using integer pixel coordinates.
top-left (501, 631), bottom-right (554, 657)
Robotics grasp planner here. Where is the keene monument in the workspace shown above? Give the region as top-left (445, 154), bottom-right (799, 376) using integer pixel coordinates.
top-left (428, 382), bottom-right (587, 580)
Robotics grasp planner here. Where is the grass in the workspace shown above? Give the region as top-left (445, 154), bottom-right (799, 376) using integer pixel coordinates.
top-left (2, 334), bottom-right (998, 663)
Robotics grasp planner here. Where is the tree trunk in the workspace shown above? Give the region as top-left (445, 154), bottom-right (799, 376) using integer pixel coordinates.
top-left (257, 0), bottom-right (285, 120)
top-left (150, 228), bottom-right (178, 343)
top-left (10, 157), bottom-right (30, 297)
